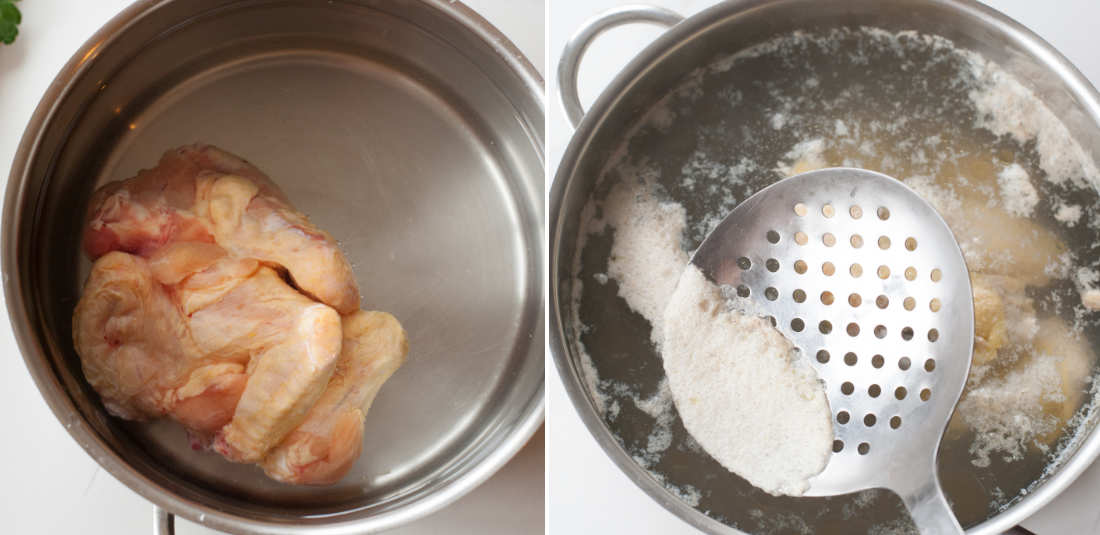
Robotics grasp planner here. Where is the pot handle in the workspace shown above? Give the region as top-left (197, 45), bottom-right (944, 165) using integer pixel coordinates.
top-left (154, 506), bottom-right (175, 535)
top-left (557, 4), bottom-right (683, 127)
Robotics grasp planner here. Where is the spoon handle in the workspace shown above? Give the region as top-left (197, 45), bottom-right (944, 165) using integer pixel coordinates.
top-left (897, 472), bottom-right (963, 535)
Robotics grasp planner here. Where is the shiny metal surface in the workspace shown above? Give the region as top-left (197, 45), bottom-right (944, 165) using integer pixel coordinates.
top-left (4, 1), bottom-right (544, 534)
top-left (549, 1), bottom-right (1100, 534)
top-left (557, 5), bottom-right (683, 127)
top-left (692, 168), bottom-right (974, 534)
top-left (155, 506), bottom-right (173, 535)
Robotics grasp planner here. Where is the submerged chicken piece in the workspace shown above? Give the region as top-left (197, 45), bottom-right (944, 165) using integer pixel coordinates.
top-left (971, 277), bottom-right (1007, 368)
top-left (262, 311), bottom-right (408, 485)
top-left (73, 251), bottom-right (250, 432)
top-left (75, 145), bottom-right (408, 485)
top-left (1033, 317), bottom-right (1095, 439)
top-left (179, 255), bottom-right (344, 462)
top-left (172, 363), bottom-right (249, 434)
top-left (73, 244), bottom-right (344, 461)
top-left (84, 144), bottom-right (360, 313)
top-left (73, 252), bottom-right (205, 420)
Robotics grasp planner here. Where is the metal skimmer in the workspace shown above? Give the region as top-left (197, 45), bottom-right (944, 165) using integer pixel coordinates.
top-left (691, 168), bottom-right (974, 534)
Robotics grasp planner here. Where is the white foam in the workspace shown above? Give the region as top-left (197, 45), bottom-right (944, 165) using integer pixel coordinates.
top-left (996, 163), bottom-right (1039, 217)
top-left (968, 56), bottom-right (1100, 189)
top-left (661, 265), bottom-right (832, 496)
top-left (603, 180), bottom-right (689, 345)
top-left (1054, 203), bottom-right (1083, 226)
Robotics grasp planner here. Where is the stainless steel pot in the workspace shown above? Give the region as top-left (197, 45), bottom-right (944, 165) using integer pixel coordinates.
top-left (550, 1), bottom-right (1100, 533)
top-left (4, 1), bottom-right (544, 533)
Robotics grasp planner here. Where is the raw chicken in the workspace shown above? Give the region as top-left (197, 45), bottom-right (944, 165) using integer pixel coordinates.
top-left (84, 144), bottom-right (360, 314)
top-left (74, 245), bottom-right (344, 461)
top-left (73, 145), bottom-right (408, 484)
top-left (262, 310), bottom-right (407, 485)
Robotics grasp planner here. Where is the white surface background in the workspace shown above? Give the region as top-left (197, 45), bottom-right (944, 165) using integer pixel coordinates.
top-left (0, 1), bottom-right (544, 534)
top-left (547, 0), bottom-right (1100, 534)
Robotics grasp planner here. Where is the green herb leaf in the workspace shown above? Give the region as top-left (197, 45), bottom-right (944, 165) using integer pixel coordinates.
top-left (0, 1), bottom-right (21, 45)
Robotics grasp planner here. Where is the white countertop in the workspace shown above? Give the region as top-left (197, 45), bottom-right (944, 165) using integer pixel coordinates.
top-left (0, 1), bottom-right (544, 534)
top-left (547, 1), bottom-right (1100, 534)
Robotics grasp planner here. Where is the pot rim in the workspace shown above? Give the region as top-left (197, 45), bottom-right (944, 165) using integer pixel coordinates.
top-left (3, 0), bottom-right (545, 533)
top-left (548, 0), bottom-right (1100, 533)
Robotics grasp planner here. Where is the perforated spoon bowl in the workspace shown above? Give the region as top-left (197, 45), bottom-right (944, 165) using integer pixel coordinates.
top-left (691, 168), bottom-right (974, 534)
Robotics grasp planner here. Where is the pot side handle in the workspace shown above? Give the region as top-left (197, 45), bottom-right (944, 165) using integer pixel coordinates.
top-left (155, 506), bottom-right (175, 535)
top-left (557, 4), bottom-right (683, 128)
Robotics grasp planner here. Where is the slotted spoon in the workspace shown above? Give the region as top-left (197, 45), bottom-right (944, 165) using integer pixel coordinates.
top-left (691, 167), bottom-right (974, 534)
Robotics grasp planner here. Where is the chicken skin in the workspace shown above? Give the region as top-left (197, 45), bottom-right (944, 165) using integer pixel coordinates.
top-left (83, 144), bottom-right (360, 314)
top-left (75, 246), bottom-right (344, 460)
top-left (262, 310), bottom-right (407, 485)
top-left (72, 145), bottom-right (407, 484)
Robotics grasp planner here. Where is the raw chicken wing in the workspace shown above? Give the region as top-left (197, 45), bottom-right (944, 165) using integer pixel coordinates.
top-left (84, 144), bottom-right (360, 313)
top-left (262, 310), bottom-right (408, 484)
top-left (73, 145), bottom-right (407, 485)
